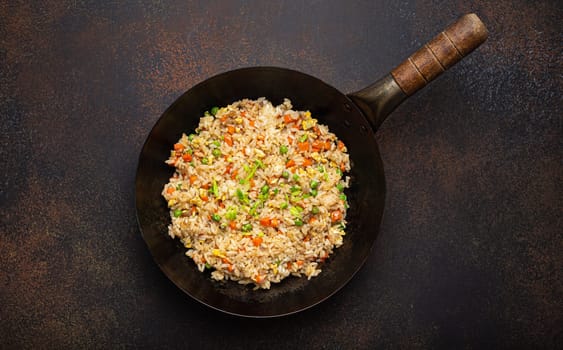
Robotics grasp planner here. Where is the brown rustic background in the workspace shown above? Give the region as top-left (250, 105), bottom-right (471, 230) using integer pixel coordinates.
top-left (1, 0), bottom-right (561, 348)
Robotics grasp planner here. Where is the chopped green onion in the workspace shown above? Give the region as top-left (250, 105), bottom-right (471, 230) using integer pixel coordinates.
top-left (294, 218), bottom-right (304, 226)
top-left (201, 157), bottom-right (209, 165)
top-left (273, 188), bottom-right (279, 196)
top-left (211, 214), bottom-right (221, 222)
top-left (337, 168), bottom-right (343, 176)
top-left (225, 207), bottom-right (238, 220)
top-left (318, 165), bottom-right (325, 173)
top-left (210, 106), bottom-right (219, 116)
top-left (310, 180), bottom-right (319, 189)
top-left (211, 179), bottom-right (219, 197)
top-left (176, 183), bottom-right (182, 190)
top-left (185, 148), bottom-right (193, 155)
top-left (236, 188), bottom-right (249, 204)
top-left (290, 186), bottom-right (300, 193)
top-left (280, 145), bottom-right (288, 155)
top-left (205, 263), bottom-right (212, 269)
top-left (255, 159), bottom-right (264, 169)
top-left (299, 134), bottom-right (308, 142)
top-left (293, 174), bottom-right (300, 181)
top-left (289, 206), bottom-right (303, 217)
top-left (261, 185), bottom-right (270, 195)
top-left (336, 183), bottom-right (345, 192)
top-left (280, 202), bottom-right (289, 209)
top-left (282, 170), bottom-right (290, 178)
top-left (311, 206), bottom-right (320, 214)
top-left (242, 223), bottom-right (253, 232)
top-left (173, 209), bottom-right (182, 218)
top-left (212, 148), bottom-right (221, 157)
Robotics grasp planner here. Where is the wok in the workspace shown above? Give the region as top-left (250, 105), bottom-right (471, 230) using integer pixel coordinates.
top-left (135, 14), bottom-right (488, 317)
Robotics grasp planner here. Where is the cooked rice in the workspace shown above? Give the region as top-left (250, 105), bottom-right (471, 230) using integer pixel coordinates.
top-left (162, 98), bottom-right (350, 289)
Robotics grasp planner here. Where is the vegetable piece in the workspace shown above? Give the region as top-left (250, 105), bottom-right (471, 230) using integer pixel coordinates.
top-left (283, 115), bottom-right (293, 124)
top-left (330, 210), bottom-right (343, 223)
top-left (252, 236), bottom-right (263, 246)
top-left (166, 187), bottom-right (175, 194)
top-left (280, 202), bottom-right (288, 209)
top-left (280, 145), bottom-right (288, 155)
top-left (336, 183), bottom-right (345, 192)
top-left (310, 180), bottom-right (319, 189)
top-left (225, 207), bottom-right (237, 220)
top-left (286, 159), bottom-right (296, 168)
top-left (182, 153), bottom-right (192, 162)
top-left (212, 148), bottom-right (221, 157)
top-left (242, 223), bottom-right (253, 232)
top-left (211, 180), bottom-right (219, 197)
top-left (294, 218), bottom-right (304, 226)
top-left (211, 214), bottom-right (221, 222)
top-left (188, 134), bottom-right (196, 141)
top-left (227, 125), bottom-right (235, 134)
top-left (311, 206), bottom-right (320, 214)
top-left (201, 157), bottom-right (209, 165)
top-left (210, 106), bottom-right (219, 116)
top-left (289, 206), bottom-right (303, 217)
top-left (299, 134), bottom-right (308, 142)
top-left (292, 174), bottom-right (300, 181)
top-left (271, 218), bottom-right (279, 228)
top-left (337, 140), bottom-right (345, 150)
top-left (189, 175), bottom-right (197, 184)
top-left (224, 134), bottom-right (233, 146)
top-left (173, 209), bottom-right (182, 217)
top-left (229, 221), bottom-right (237, 230)
top-left (340, 194), bottom-right (347, 201)
top-left (302, 158), bottom-right (313, 167)
top-left (174, 143), bottom-right (185, 151)
top-left (259, 217), bottom-right (271, 227)
top-left (310, 189), bottom-right (318, 197)
top-left (282, 170), bottom-right (290, 178)
top-left (297, 142), bottom-right (309, 152)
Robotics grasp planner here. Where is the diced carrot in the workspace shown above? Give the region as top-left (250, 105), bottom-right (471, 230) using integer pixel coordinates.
top-left (249, 178), bottom-right (255, 188)
top-left (330, 210), bottom-right (342, 223)
top-left (259, 217), bottom-right (271, 227)
top-left (297, 142), bottom-right (309, 152)
top-left (174, 143), bottom-right (185, 151)
top-left (337, 140), bottom-right (345, 151)
top-left (324, 141), bottom-right (332, 150)
top-left (286, 262), bottom-right (292, 269)
top-left (311, 140), bottom-right (323, 151)
top-left (166, 187), bottom-right (175, 194)
top-left (254, 274), bottom-right (264, 283)
top-left (189, 175), bottom-right (197, 184)
top-left (303, 235), bottom-right (310, 242)
top-left (271, 218), bottom-right (279, 228)
top-left (288, 136), bottom-right (293, 144)
top-left (220, 115), bottom-right (228, 122)
top-left (308, 216), bottom-right (317, 224)
top-left (302, 158), bottom-right (313, 167)
top-left (231, 169), bottom-right (238, 180)
top-left (227, 264), bottom-right (234, 272)
top-left (229, 221), bottom-right (237, 230)
top-left (218, 201), bottom-right (225, 208)
top-left (182, 153), bottom-right (192, 162)
top-left (201, 194), bottom-right (209, 202)
top-left (340, 162), bottom-right (347, 172)
top-left (252, 236), bottom-right (263, 247)
top-left (240, 110), bottom-right (246, 117)
top-left (224, 134), bottom-right (233, 146)
top-left (313, 126), bottom-right (321, 136)
top-left (202, 183), bottom-right (210, 190)
top-left (222, 257), bottom-right (231, 264)
top-left (249, 119), bottom-right (255, 127)
top-left (225, 163), bottom-right (233, 174)
top-left (283, 115), bottom-right (293, 124)
top-left (296, 260), bottom-right (304, 267)
top-left (292, 123), bottom-right (301, 130)
top-left (227, 125), bottom-right (235, 134)
top-left (191, 206), bottom-right (197, 215)
top-left (286, 159), bottom-right (295, 168)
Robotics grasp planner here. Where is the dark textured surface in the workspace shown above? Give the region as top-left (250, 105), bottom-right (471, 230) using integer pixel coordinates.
top-left (1, 0), bottom-right (561, 348)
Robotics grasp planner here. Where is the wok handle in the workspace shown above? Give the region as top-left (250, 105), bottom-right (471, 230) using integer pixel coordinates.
top-left (348, 13), bottom-right (487, 130)
top-left (391, 13), bottom-right (488, 96)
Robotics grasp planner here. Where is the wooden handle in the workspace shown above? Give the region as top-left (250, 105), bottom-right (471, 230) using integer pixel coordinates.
top-left (391, 13), bottom-right (488, 96)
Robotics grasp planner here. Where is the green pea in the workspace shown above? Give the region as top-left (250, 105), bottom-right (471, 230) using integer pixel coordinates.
top-left (310, 189), bottom-right (318, 197)
top-left (294, 218), bottom-right (304, 226)
top-left (242, 223), bottom-right (253, 232)
top-left (336, 183), bottom-right (344, 192)
top-left (311, 206), bottom-right (320, 214)
top-left (201, 157), bottom-right (209, 165)
top-left (212, 140), bottom-right (221, 147)
top-left (173, 209), bottom-right (182, 218)
top-left (280, 202), bottom-right (288, 209)
top-left (280, 145), bottom-right (288, 155)
top-left (293, 174), bottom-right (300, 181)
top-left (282, 170), bottom-right (290, 178)
top-left (340, 194), bottom-right (347, 201)
top-left (188, 134), bottom-right (196, 141)
top-left (212, 214), bottom-right (221, 222)
top-left (310, 180), bottom-right (319, 189)
top-left (212, 148), bottom-right (221, 157)
top-left (261, 185), bottom-right (269, 195)
top-left (210, 106), bottom-right (219, 116)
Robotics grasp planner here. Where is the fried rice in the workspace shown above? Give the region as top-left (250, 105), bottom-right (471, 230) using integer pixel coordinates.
top-left (162, 98), bottom-right (350, 289)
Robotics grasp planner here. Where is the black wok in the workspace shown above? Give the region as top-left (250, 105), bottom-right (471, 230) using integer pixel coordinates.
top-left (135, 14), bottom-right (487, 317)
